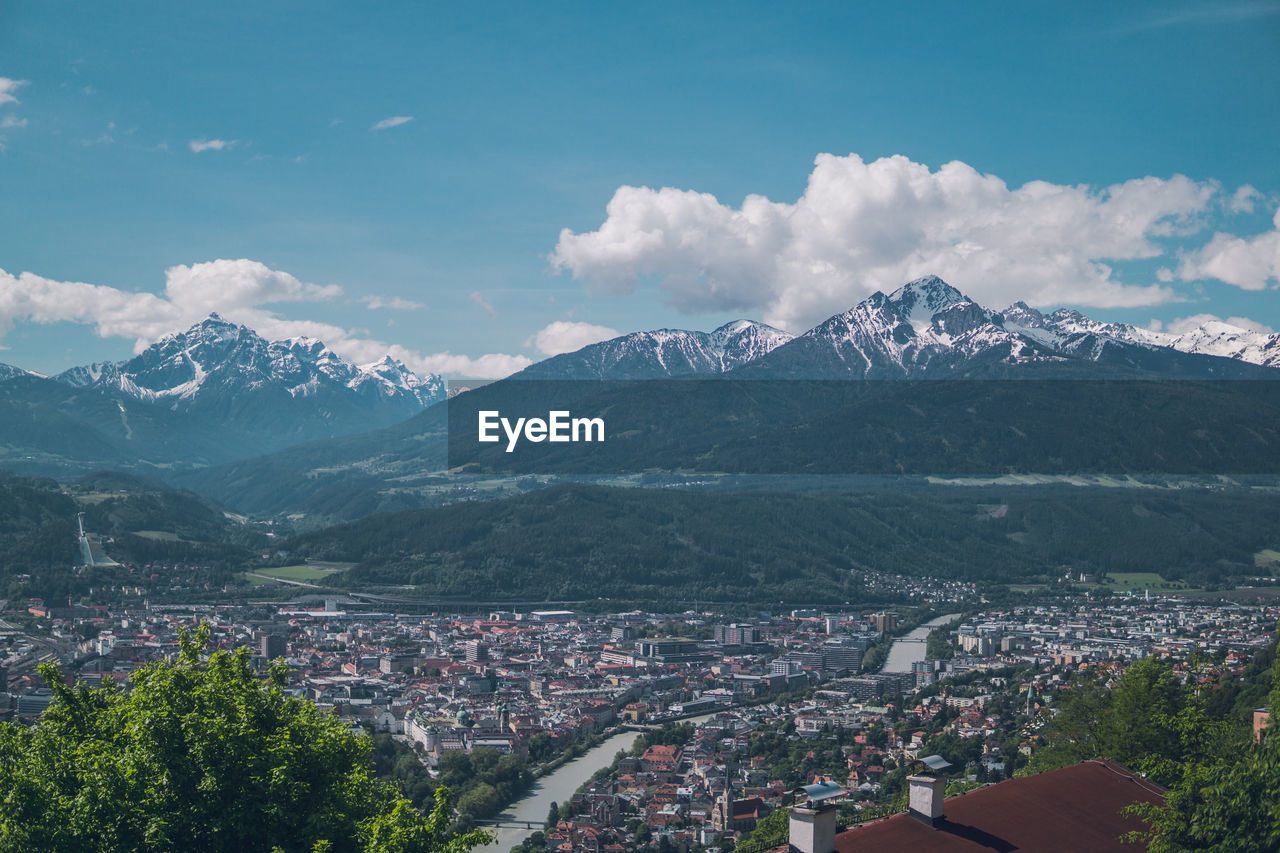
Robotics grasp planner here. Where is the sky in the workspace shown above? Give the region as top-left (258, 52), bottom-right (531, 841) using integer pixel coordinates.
top-left (1, 1), bottom-right (1278, 377)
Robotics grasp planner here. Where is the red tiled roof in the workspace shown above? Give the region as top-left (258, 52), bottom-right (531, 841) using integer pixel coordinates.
top-left (835, 760), bottom-right (1164, 852)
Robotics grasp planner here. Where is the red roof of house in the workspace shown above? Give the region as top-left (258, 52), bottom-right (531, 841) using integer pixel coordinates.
top-left (834, 760), bottom-right (1164, 852)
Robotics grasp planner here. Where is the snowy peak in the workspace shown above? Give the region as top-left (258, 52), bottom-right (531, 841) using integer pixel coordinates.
top-left (885, 275), bottom-right (970, 326)
top-left (767, 275), bottom-right (1046, 377)
top-left (52, 314), bottom-right (445, 410)
top-left (515, 319), bottom-right (794, 379)
top-left (706, 320), bottom-right (795, 364)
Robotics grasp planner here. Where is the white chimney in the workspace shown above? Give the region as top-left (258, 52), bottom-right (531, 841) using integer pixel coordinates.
top-left (907, 773), bottom-right (947, 826)
top-left (790, 781), bottom-right (844, 853)
top-left (789, 803), bottom-right (837, 853)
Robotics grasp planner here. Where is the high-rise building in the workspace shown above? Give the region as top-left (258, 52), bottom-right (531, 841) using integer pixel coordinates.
top-left (260, 633), bottom-right (286, 660)
top-left (872, 612), bottom-right (899, 633)
top-left (821, 644), bottom-right (863, 673)
top-left (715, 624), bottom-right (762, 646)
top-left (465, 640), bottom-right (490, 663)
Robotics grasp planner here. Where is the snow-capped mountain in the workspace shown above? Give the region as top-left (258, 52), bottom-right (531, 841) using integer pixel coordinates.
top-left (55, 314), bottom-right (444, 411)
top-left (740, 276), bottom-right (1057, 378)
top-left (0, 362), bottom-right (40, 381)
top-left (742, 276), bottom-right (1275, 379)
top-left (1002, 306), bottom-right (1280, 369)
top-left (997, 304), bottom-right (1280, 373)
top-left (0, 315), bottom-right (448, 474)
top-left (515, 319), bottom-right (794, 379)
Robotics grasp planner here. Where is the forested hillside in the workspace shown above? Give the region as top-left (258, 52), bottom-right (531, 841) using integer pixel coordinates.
top-left (0, 472), bottom-right (268, 601)
top-left (288, 484), bottom-right (1280, 603)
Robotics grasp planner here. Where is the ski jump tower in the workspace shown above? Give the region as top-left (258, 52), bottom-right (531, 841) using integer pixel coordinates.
top-left (77, 512), bottom-right (96, 567)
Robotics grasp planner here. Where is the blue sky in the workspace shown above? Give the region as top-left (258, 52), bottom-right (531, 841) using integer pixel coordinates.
top-left (1, 1), bottom-right (1278, 376)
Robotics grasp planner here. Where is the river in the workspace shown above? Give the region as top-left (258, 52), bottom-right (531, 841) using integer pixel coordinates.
top-left (487, 616), bottom-right (959, 850)
top-left (489, 712), bottom-right (718, 850)
top-left (881, 612), bottom-right (962, 672)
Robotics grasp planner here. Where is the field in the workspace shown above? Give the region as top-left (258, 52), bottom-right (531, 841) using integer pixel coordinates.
top-left (1255, 549), bottom-right (1280, 570)
top-left (132, 530), bottom-right (186, 542)
top-left (244, 562), bottom-right (356, 586)
top-left (1100, 572), bottom-right (1188, 592)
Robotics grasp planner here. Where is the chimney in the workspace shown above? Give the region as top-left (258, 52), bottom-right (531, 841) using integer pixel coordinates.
top-left (789, 781), bottom-right (843, 853)
top-left (907, 754), bottom-right (953, 827)
top-left (789, 803), bottom-right (837, 853)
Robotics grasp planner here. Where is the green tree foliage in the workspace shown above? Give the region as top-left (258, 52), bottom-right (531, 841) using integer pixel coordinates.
top-left (0, 625), bottom-right (491, 853)
top-left (1025, 656), bottom-right (1236, 788)
top-left (736, 806), bottom-right (788, 851)
top-left (288, 484), bottom-right (1280, 603)
top-left (1124, 632), bottom-right (1280, 852)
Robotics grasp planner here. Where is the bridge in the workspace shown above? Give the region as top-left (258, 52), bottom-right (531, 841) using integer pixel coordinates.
top-left (472, 819), bottom-right (545, 830)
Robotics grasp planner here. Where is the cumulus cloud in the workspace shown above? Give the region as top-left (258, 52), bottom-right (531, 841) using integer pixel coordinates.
top-left (0, 77), bottom-right (26, 107)
top-left (362, 295), bottom-right (425, 311)
top-left (550, 153), bottom-right (1234, 331)
top-left (1228, 185), bottom-right (1262, 215)
top-left (188, 138), bottom-right (236, 153)
top-left (0, 259), bottom-right (529, 378)
top-left (371, 115), bottom-right (413, 131)
top-left (1177, 207), bottom-right (1280, 292)
top-left (1152, 314), bottom-right (1275, 335)
top-left (528, 320), bottom-right (620, 357)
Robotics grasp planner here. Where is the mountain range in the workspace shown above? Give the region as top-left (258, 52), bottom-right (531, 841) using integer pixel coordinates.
top-left (0, 314), bottom-right (443, 474)
top-left (515, 319), bottom-right (794, 379)
top-left (4, 275), bottom-right (1279, 519)
top-left (533, 276), bottom-right (1278, 380)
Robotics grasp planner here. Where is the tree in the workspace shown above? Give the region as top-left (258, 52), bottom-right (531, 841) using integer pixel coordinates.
top-left (0, 625), bottom-right (491, 853)
top-left (1023, 656), bottom-right (1232, 788)
top-left (1124, 631), bottom-right (1280, 851)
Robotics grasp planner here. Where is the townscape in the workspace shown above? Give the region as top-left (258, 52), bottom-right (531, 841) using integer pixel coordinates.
top-left (4, 572), bottom-right (1275, 852)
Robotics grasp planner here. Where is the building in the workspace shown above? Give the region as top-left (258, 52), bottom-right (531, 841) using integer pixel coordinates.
top-left (465, 640), bottom-right (489, 663)
top-left (786, 759), bottom-right (1164, 853)
top-left (1255, 706), bottom-right (1271, 742)
top-left (715, 624), bottom-right (762, 646)
top-left (636, 638), bottom-right (709, 663)
top-left (871, 613), bottom-right (898, 633)
top-left (821, 640), bottom-right (865, 673)
top-left (260, 632), bottom-right (286, 660)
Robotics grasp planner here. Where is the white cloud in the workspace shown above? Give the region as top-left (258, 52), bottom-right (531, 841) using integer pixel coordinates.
top-left (0, 259), bottom-right (530, 378)
top-left (371, 115), bottom-right (413, 131)
top-left (1155, 313), bottom-right (1275, 335)
top-left (1228, 185), bottom-right (1262, 214)
top-left (0, 115), bottom-right (26, 129)
top-left (362, 295), bottom-right (425, 311)
top-left (550, 153), bottom-right (1226, 331)
top-left (0, 77), bottom-right (26, 107)
top-left (409, 351), bottom-right (531, 377)
top-left (528, 320), bottom-right (620, 357)
top-left (469, 291), bottom-right (497, 318)
top-left (1177, 207), bottom-right (1280, 292)
top-left (188, 138), bottom-right (237, 153)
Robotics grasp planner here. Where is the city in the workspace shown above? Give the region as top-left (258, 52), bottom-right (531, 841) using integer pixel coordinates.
top-left (4, 567), bottom-right (1275, 851)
